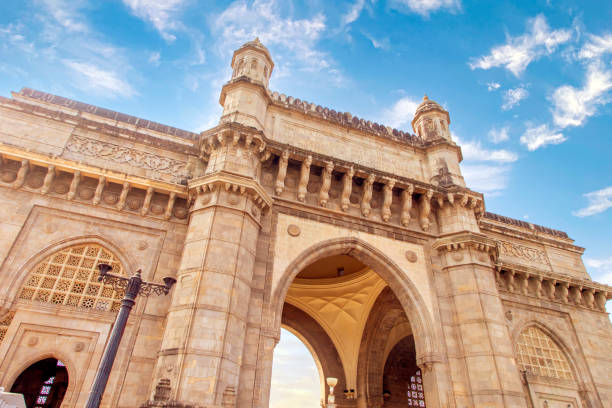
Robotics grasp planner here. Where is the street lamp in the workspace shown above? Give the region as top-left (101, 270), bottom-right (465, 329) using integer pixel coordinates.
top-left (85, 264), bottom-right (176, 408)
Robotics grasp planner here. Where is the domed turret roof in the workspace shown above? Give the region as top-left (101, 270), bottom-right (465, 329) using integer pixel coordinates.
top-left (412, 94), bottom-right (450, 128)
top-left (415, 95), bottom-right (446, 116)
top-left (231, 37), bottom-right (274, 70)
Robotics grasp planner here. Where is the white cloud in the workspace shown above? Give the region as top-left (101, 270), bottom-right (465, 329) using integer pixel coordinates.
top-left (461, 164), bottom-right (512, 196)
top-left (213, 0), bottom-right (328, 73)
top-left (63, 60), bottom-right (136, 98)
top-left (363, 32), bottom-right (390, 50)
top-left (148, 51), bottom-right (160, 66)
top-left (488, 126), bottom-right (510, 143)
top-left (552, 61), bottom-right (612, 128)
top-left (573, 186), bottom-right (612, 217)
top-left (502, 87), bottom-right (529, 110)
top-left (519, 123), bottom-right (566, 151)
top-left (470, 15), bottom-right (572, 77)
top-left (487, 82), bottom-right (501, 91)
top-left (270, 329), bottom-right (321, 408)
top-left (585, 256), bottom-right (612, 286)
top-left (454, 134), bottom-right (518, 163)
top-left (578, 33), bottom-right (612, 60)
top-left (390, 0), bottom-right (462, 17)
top-left (380, 96), bottom-right (420, 129)
top-left (40, 0), bottom-right (89, 33)
top-left (122, 0), bottom-right (186, 42)
top-left (342, 0), bottom-right (367, 27)
top-left (454, 133), bottom-right (517, 196)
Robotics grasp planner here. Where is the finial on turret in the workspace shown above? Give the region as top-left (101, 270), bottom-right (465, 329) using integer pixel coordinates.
top-left (423, 94), bottom-right (429, 101)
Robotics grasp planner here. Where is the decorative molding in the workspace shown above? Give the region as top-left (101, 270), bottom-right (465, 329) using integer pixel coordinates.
top-left (65, 135), bottom-right (190, 184)
top-left (499, 241), bottom-right (548, 265)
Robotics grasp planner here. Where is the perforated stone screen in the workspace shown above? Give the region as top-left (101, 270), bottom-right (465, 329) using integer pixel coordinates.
top-left (19, 244), bottom-right (125, 312)
top-left (516, 326), bottom-right (572, 380)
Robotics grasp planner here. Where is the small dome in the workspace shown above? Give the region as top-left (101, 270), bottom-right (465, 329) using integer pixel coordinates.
top-left (240, 37), bottom-right (270, 54)
top-left (415, 94), bottom-right (446, 117)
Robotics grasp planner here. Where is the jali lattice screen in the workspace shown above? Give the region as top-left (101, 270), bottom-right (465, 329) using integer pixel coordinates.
top-left (19, 244), bottom-right (125, 312)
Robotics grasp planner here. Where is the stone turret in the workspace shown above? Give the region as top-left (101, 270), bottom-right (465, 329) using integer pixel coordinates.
top-left (412, 95), bottom-right (451, 141)
top-left (219, 38), bottom-right (274, 130)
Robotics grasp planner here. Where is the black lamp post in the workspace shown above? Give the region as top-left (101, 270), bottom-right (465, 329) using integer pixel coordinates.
top-left (85, 264), bottom-right (176, 408)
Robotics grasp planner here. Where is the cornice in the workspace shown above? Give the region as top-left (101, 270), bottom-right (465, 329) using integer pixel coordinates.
top-left (188, 171), bottom-right (272, 212)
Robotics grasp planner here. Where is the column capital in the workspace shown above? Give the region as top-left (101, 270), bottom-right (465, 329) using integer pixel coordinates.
top-left (433, 231), bottom-right (498, 266)
top-left (188, 171), bottom-right (272, 212)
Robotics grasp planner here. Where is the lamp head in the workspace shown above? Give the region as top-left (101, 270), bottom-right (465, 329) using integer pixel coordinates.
top-left (163, 277), bottom-right (177, 293)
top-left (326, 377), bottom-right (338, 388)
top-left (97, 263), bottom-right (112, 281)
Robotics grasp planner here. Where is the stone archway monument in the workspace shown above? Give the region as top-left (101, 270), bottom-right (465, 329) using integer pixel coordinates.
top-left (145, 38), bottom-right (530, 408)
top-left (0, 37), bottom-right (609, 408)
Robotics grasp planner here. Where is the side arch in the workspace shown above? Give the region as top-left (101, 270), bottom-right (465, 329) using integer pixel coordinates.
top-left (281, 303), bottom-right (346, 403)
top-left (270, 237), bottom-right (439, 363)
top-left (6, 352), bottom-right (77, 406)
top-left (4, 235), bottom-right (136, 307)
top-left (512, 320), bottom-right (582, 382)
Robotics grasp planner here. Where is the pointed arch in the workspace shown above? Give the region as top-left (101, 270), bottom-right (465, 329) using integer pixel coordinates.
top-left (512, 320), bottom-right (579, 381)
top-left (5, 235), bottom-right (135, 305)
top-left (270, 236), bottom-right (439, 373)
top-left (7, 352), bottom-right (76, 406)
top-left (9, 236), bottom-right (133, 312)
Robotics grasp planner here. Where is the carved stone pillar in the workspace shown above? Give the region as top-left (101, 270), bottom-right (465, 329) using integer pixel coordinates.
top-left (150, 126), bottom-right (271, 407)
top-left (400, 184), bottom-right (413, 226)
top-left (340, 167), bottom-right (354, 212)
top-left (433, 232), bottom-right (528, 408)
top-left (319, 162), bottom-right (333, 207)
top-left (297, 155), bottom-right (312, 201)
top-left (361, 174), bottom-right (375, 217)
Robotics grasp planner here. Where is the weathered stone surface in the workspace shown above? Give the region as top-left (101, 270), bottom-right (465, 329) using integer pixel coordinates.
top-left (0, 38), bottom-right (609, 408)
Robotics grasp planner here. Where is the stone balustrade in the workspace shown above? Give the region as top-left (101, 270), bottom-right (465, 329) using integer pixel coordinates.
top-left (0, 148), bottom-right (190, 221)
top-left (495, 264), bottom-right (612, 312)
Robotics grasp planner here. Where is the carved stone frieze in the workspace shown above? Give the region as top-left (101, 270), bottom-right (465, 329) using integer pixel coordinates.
top-left (65, 135), bottom-right (190, 183)
top-left (499, 241), bottom-right (548, 265)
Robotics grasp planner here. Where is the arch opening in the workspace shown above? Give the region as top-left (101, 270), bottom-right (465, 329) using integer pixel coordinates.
top-left (272, 241), bottom-right (434, 408)
top-left (270, 328), bottom-right (321, 408)
top-left (10, 358), bottom-right (68, 408)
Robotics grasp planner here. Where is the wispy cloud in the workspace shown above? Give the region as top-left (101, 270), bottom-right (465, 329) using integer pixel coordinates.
top-left (461, 164), bottom-right (512, 196)
top-left (454, 133), bottom-right (517, 196)
top-left (390, 0), bottom-right (462, 17)
top-left (470, 15), bottom-right (572, 77)
top-left (212, 0), bottom-right (331, 82)
top-left (488, 126), bottom-right (510, 143)
top-left (380, 96), bottom-right (421, 129)
top-left (584, 256), bottom-right (612, 286)
top-left (270, 329), bottom-right (320, 408)
top-left (578, 33), bottom-right (612, 60)
top-left (341, 0), bottom-right (367, 27)
top-left (363, 32), bottom-right (390, 50)
top-left (454, 134), bottom-right (518, 163)
top-left (122, 0), bottom-right (186, 42)
top-left (519, 123), bottom-right (565, 151)
top-left (552, 61), bottom-right (612, 128)
top-left (573, 186), bottom-right (612, 217)
top-left (63, 60), bottom-right (136, 97)
top-left (487, 82), bottom-right (501, 91)
top-left (40, 0), bottom-right (89, 33)
top-left (148, 51), bottom-right (161, 66)
top-left (502, 86), bottom-right (529, 110)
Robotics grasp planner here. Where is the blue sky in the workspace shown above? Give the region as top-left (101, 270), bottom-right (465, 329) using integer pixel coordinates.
top-left (1, 1), bottom-right (611, 406)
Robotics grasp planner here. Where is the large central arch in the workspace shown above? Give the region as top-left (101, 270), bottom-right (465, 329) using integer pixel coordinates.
top-left (268, 236), bottom-right (443, 402)
top-left (271, 237), bottom-right (438, 363)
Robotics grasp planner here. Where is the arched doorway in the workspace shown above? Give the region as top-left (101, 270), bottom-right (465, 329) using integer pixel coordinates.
top-left (270, 328), bottom-right (321, 408)
top-left (272, 248), bottom-right (433, 408)
top-left (381, 336), bottom-right (425, 408)
top-left (10, 358), bottom-right (68, 408)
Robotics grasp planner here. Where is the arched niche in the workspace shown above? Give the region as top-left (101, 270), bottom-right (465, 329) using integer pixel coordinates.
top-left (270, 237), bottom-right (438, 367)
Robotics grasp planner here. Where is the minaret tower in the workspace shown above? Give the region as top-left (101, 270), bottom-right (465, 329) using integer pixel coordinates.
top-left (219, 38), bottom-right (274, 130)
top-left (411, 95), bottom-right (451, 141)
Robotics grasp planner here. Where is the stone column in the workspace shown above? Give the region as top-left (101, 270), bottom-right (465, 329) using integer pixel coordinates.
top-left (146, 126), bottom-right (271, 408)
top-left (433, 226), bottom-right (528, 408)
